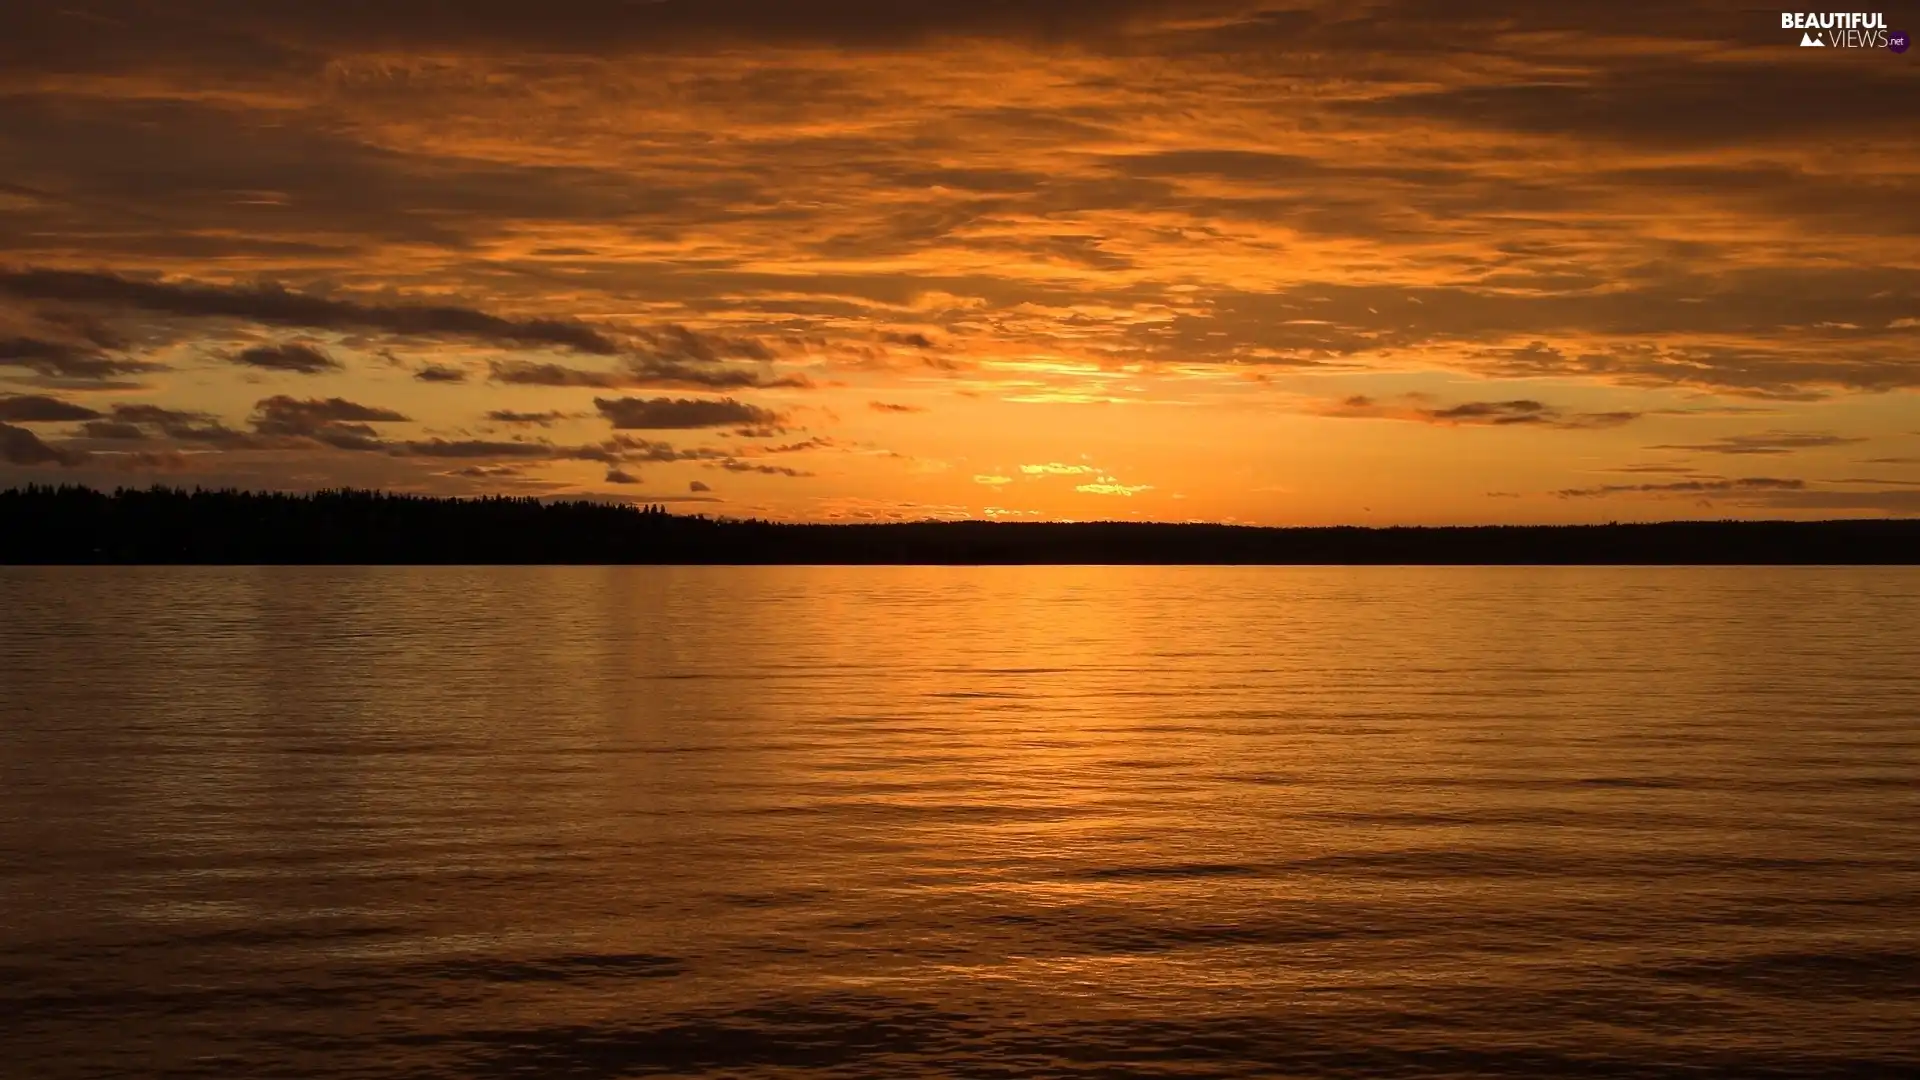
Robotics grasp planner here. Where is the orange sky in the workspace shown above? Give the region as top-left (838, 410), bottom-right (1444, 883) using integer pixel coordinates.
top-left (2, 1), bottom-right (1918, 523)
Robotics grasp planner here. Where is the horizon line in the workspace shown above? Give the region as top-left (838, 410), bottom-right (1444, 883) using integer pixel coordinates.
top-left (5, 483), bottom-right (1917, 532)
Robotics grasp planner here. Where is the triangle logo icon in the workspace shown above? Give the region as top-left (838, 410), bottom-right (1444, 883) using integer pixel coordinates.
top-left (1801, 31), bottom-right (1825, 45)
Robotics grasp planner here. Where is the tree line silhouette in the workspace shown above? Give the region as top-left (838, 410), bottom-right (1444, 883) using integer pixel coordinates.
top-left (2, 484), bottom-right (1917, 564)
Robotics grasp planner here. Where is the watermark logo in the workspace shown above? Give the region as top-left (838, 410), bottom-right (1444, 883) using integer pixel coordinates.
top-left (1782, 11), bottom-right (1894, 47)
top-left (1892, 29), bottom-right (1912, 51)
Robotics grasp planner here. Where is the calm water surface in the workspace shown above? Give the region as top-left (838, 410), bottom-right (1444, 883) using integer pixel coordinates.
top-left (2, 566), bottom-right (1918, 1078)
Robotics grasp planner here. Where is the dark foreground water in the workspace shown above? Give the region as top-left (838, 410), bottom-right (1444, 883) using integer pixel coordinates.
top-left (2, 566), bottom-right (1918, 1079)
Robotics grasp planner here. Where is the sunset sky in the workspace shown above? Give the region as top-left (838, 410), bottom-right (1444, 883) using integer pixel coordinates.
top-left (3, 1), bottom-right (1917, 523)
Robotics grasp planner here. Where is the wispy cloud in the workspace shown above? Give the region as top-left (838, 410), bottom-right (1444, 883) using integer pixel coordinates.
top-left (0, 269), bottom-right (623, 354)
top-left (1555, 477), bottom-right (1806, 498)
top-left (231, 342), bottom-right (341, 374)
top-left (1315, 395), bottom-right (1640, 430)
top-left (414, 362), bottom-right (469, 383)
top-left (251, 395), bottom-right (411, 451)
top-left (486, 410), bottom-right (570, 426)
top-left (594, 396), bottom-right (787, 431)
top-left (488, 357), bottom-right (807, 391)
top-left (0, 336), bottom-right (161, 383)
top-left (1076, 480), bottom-right (1152, 496)
top-left (1648, 431), bottom-right (1866, 455)
top-left (1, 421), bottom-right (87, 466)
top-left (0, 394), bottom-right (101, 422)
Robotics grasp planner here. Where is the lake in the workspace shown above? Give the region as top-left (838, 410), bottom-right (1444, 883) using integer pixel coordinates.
top-left (3, 566), bottom-right (1918, 1078)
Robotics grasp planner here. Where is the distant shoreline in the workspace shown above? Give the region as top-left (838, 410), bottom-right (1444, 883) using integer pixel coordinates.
top-left (3, 485), bottom-right (1918, 565)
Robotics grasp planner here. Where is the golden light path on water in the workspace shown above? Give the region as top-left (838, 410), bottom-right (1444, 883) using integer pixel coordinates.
top-left (3, 565), bottom-right (1918, 1077)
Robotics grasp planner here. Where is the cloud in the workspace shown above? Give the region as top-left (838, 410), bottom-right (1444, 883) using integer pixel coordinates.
top-left (488, 361), bottom-right (637, 389)
top-left (488, 357), bottom-right (808, 391)
top-left (869, 400), bottom-right (926, 413)
top-left (1829, 477), bottom-right (1920, 488)
top-left (250, 395), bottom-right (410, 451)
top-left (79, 420), bottom-right (147, 440)
top-left (72, 403), bottom-right (224, 441)
top-left (689, 480), bottom-right (712, 492)
top-left (973, 474), bottom-right (1013, 485)
top-left (1, 421), bottom-right (87, 466)
top-left (114, 403), bottom-right (218, 426)
top-left (720, 460), bottom-right (811, 476)
top-left (594, 396), bottom-right (786, 430)
top-left (1020, 462), bottom-right (1097, 475)
top-left (0, 269), bottom-right (622, 354)
top-left (253, 396), bottom-right (409, 428)
top-left (1467, 330), bottom-right (1920, 400)
top-left (414, 363), bottom-right (468, 383)
top-left (1555, 477), bottom-right (1807, 498)
top-left (754, 436), bottom-right (834, 454)
top-left (604, 467), bottom-right (641, 484)
top-left (635, 324), bottom-right (777, 364)
top-left (597, 435), bottom-right (732, 463)
top-left (167, 422), bottom-right (256, 444)
top-left (1430, 400), bottom-right (1557, 424)
top-left (0, 394), bottom-right (102, 422)
top-left (231, 342), bottom-right (341, 374)
top-left (0, 336), bottom-right (161, 382)
top-left (486, 409), bottom-right (569, 426)
top-left (1318, 395), bottom-right (1640, 430)
top-left (484, 316), bottom-right (786, 393)
top-left (219, 424), bottom-right (786, 473)
top-left (392, 439), bottom-right (558, 458)
top-left (1076, 480), bottom-right (1152, 496)
top-left (1647, 431), bottom-right (1867, 455)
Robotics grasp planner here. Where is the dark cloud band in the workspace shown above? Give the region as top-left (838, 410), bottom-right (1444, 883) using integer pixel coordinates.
top-left (0, 269), bottom-right (622, 355)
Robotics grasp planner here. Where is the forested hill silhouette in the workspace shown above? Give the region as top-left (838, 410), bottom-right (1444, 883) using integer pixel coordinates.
top-left (3, 485), bottom-right (1917, 564)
